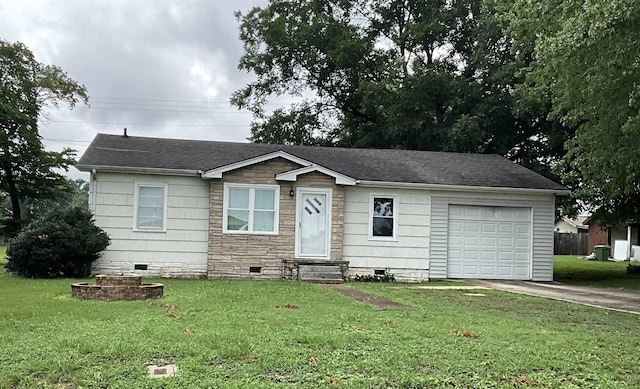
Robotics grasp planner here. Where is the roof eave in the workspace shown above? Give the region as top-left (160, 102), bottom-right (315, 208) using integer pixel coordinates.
top-left (76, 164), bottom-right (201, 177)
top-left (355, 180), bottom-right (570, 195)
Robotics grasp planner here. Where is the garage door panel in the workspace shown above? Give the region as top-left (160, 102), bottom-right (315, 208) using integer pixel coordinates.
top-left (447, 205), bottom-right (531, 280)
top-left (499, 224), bottom-right (514, 234)
top-left (481, 251), bottom-right (496, 260)
top-left (482, 224), bottom-right (496, 233)
top-left (464, 236), bottom-right (479, 246)
top-left (514, 252), bottom-right (529, 261)
top-left (498, 237), bottom-right (513, 247)
top-left (464, 251), bottom-right (478, 260)
top-left (449, 249), bottom-right (462, 260)
top-left (481, 237), bottom-right (496, 247)
top-left (449, 221), bottom-right (463, 232)
top-left (465, 223), bottom-right (480, 233)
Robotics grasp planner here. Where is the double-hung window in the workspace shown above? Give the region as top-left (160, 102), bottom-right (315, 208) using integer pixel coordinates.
top-left (224, 184), bottom-right (279, 234)
top-left (370, 195), bottom-right (397, 240)
top-left (134, 183), bottom-right (167, 231)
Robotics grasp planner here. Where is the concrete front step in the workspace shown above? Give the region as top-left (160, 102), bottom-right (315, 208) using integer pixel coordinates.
top-left (298, 264), bottom-right (344, 283)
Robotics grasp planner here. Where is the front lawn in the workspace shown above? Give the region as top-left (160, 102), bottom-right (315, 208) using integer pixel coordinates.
top-left (554, 255), bottom-right (640, 289)
top-left (1, 267), bottom-right (639, 388)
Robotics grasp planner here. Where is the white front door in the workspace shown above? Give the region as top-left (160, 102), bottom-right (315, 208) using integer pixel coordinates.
top-left (296, 188), bottom-right (332, 258)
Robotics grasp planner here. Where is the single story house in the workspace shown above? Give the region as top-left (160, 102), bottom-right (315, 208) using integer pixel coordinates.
top-left (77, 133), bottom-right (568, 282)
top-left (554, 216), bottom-right (588, 233)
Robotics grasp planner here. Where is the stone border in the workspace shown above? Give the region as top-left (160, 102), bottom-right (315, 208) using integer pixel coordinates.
top-left (71, 274), bottom-right (163, 301)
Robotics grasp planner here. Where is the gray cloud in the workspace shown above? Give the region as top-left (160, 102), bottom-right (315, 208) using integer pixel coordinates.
top-left (0, 0), bottom-right (268, 178)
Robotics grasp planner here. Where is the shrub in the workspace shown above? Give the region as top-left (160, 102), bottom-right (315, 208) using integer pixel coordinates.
top-left (353, 273), bottom-right (396, 282)
top-left (5, 206), bottom-right (110, 278)
top-left (626, 263), bottom-right (640, 274)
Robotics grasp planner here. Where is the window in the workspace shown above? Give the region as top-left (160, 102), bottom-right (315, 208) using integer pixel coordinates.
top-left (370, 195), bottom-right (397, 239)
top-left (223, 184), bottom-right (279, 234)
top-left (134, 183), bottom-right (167, 231)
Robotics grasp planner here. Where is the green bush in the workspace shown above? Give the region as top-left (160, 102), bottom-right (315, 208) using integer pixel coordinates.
top-left (5, 206), bottom-right (110, 278)
top-left (353, 273), bottom-right (396, 282)
top-left (626, 263), bottom-right (640, 274)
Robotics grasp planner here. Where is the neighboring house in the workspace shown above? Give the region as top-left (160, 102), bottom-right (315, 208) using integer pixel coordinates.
top-left (77, 133), bottom-right (568, 282)
top-left (585, 218), bottom-right (640, 259)
top-left (554, 216), bottom-right (588, 233)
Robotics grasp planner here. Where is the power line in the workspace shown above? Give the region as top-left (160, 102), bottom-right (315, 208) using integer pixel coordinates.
top-left (90, 101), bottom-right (237, 109)
top-left (43, 138), bottom-right (92, 144)
top-left (89, 96), bottom-right (293, 107)
top-left (81, 107), bottom-right (249, 114)
top-left (48, 120), bottom-right (249, 128)
top-left (91, 96), bottom-right (233, 104)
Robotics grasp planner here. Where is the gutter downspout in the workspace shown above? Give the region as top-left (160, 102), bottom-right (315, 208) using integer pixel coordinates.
top-left (90, 169), bottom-right (97, 213)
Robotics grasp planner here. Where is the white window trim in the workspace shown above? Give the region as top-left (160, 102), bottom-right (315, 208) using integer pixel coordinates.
top-left (295, 187), bottom-right (332, 259)
top-left (368, 194), bottom-right (399, 241)
top-left (133, 182), bottom-right (168, 232)
top-left (223, 183), bottom-right (280, 235)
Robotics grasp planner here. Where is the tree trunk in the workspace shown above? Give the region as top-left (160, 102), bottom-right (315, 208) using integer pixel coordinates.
top-left (2, 161), bottom-right (21, 221)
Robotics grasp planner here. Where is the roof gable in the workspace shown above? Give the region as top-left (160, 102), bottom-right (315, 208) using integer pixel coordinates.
top-left (201, 151), bottom-right (311, 178)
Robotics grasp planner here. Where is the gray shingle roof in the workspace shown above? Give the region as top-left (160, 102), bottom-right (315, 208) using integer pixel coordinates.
top-left (77, 133), bottom-right (566, 191)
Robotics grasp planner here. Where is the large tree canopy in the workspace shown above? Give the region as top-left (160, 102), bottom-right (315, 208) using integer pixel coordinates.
top-left (0, 39), bottom-right (87, 233)
top-left (232, 0), bottom-right (571, 178)
top-left (502, 0), bottom-right (640, 224)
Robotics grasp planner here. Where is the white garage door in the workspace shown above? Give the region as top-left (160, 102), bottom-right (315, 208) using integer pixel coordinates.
top-left (447, 205), bottom-right (531, 279)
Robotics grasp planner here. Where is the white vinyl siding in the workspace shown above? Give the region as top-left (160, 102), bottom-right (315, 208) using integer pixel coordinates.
top-left (134, 183), bottom-right (167, 231)
top-left (343, 187), bottom-right (430, 281)
top-left (223, 183), bottom-right (279, 234)
top-left (91, 172), bottom-right (209, 277)
top-left (430, 191), bottom-right (555, 281)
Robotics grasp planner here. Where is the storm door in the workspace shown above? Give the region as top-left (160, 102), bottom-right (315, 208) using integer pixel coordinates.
top-left (295, 188), bottom-right (331, 258)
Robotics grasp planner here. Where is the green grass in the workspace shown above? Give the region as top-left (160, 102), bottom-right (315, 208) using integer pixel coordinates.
top-left (1, 266), bottom-right (640, 388)
top-left (554, 255), bottom-right (640, 289)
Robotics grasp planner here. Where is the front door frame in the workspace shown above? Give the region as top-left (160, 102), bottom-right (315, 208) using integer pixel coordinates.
top-left (295, 187), bottom-right (332, 259)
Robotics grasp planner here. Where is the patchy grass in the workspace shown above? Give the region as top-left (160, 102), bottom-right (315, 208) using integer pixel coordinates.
top-left (554, 255), bottom-right (640, 290)
top-left (1, 267), bottom-right (639, 388)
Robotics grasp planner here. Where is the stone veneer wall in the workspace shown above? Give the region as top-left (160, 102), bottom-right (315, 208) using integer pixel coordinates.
top-left (207, 158), bottom-right (345, 279)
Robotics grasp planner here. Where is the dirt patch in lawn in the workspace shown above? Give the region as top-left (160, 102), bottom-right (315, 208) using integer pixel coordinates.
top-left (323, 284), bottom-right (405, 309)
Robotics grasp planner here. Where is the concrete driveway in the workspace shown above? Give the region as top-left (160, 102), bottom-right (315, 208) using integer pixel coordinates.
top-left (466, 280), bottom-right (640, 315)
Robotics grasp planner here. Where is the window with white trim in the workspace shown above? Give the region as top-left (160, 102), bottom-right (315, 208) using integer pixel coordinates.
top-left (370, 195), bottom-right (397, 239)
top-left (134, 183), bottom-right (167, 231)
top-left (224, 184), bottom-right (279, 234)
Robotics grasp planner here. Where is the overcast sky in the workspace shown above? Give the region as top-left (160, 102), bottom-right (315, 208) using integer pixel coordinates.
top-left (0, 0), bottom-right (275, 179)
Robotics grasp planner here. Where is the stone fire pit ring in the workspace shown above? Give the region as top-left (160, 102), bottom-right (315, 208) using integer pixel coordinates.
top-left (71, 274), bottom-right (163, 301)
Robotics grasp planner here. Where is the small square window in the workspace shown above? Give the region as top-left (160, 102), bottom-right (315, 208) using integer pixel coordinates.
top-left (134, 183), bottom-right (167, 231)
top-left (370, 196), bottom-right (397, 239)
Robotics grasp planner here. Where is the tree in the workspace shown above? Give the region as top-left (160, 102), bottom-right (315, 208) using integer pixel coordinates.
top-left (13, 178), bottom-right (90, 222)
top-left (0, 39), bottom-right (87, 234)
top-left (232, 0), bottom-right (570, 178)
top-left (502, 0), bottom-right (640, 223)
